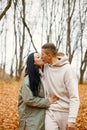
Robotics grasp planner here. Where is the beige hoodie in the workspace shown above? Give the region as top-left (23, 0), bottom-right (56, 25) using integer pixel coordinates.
top-left (41, 54), bottom-right (80, 123)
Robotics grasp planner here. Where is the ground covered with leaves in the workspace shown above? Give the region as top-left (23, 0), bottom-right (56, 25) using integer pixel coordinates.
top-left (0, 80), bottom-right (87, 130)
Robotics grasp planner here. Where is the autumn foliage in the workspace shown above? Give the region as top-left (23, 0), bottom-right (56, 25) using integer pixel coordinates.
top-left (0, 80), bottom-right (87, 130)
top-left (0, 80), bottom-right (20, 130)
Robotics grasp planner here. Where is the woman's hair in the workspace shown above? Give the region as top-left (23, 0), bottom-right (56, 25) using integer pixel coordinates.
top-left (25, 52), bottom-right (40, 96)
top-left (42, 43), bottom-right (57, 56)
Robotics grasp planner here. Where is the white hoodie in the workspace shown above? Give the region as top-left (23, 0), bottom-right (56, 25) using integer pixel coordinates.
top-left (41, 55), bottom-right (80, 123)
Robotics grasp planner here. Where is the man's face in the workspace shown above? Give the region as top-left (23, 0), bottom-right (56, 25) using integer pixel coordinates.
top-left (41, 49), bottom-right (52, 64)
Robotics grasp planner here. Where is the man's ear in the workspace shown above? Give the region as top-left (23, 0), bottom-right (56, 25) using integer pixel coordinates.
top-left (48, 53), bottom-right (52, 59)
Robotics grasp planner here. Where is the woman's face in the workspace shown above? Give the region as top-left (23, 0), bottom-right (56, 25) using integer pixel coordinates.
top-left (34, 53), bottom-right (44, 67)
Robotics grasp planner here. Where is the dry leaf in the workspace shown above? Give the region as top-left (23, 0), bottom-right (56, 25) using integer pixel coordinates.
top-left (0, 81), bottom-right (87, 130)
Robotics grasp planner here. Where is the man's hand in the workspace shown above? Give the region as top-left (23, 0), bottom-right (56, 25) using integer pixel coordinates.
top-left (66, 122), bottom-right (75, 130)
top-left (48, 94), bottom-right (58, 104)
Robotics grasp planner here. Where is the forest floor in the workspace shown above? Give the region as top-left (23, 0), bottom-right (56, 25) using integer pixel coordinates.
top-left (0, 79), bottom-right (87, 130)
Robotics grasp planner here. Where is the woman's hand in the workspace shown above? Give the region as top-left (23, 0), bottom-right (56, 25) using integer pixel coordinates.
top-left (48, 94), bottom-right (58, 104)
top-left (66, 122), bottom-right (75, 130)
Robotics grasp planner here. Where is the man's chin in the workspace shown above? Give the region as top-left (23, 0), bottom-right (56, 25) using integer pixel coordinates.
top-left (42, 60), bottom-right (48, 64)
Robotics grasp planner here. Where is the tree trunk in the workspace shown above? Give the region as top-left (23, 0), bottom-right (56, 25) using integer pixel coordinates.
top-left (17, 0), bottom-right (26, 80)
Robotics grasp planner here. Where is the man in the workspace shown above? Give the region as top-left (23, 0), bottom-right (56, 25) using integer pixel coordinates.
top-left (41, 43), bottom-right (80, 130)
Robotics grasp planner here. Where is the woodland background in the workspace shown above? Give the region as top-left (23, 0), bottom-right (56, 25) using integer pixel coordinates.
top-left (0, 0), bottom-right (87, 129)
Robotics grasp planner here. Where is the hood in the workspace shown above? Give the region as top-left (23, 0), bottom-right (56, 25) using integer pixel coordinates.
top-left (52, 53), bottom-right (69, 67)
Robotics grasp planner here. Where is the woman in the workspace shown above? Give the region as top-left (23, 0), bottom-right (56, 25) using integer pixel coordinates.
top-left (18, 52), bottom-right (56, 130)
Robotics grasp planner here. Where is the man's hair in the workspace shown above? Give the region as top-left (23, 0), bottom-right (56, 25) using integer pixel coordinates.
top-left (42, 43), bottom-right (57, 56)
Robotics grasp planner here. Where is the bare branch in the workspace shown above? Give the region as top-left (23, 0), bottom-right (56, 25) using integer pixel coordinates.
top-left (22, 17), bottom-right (38, 52)
top-left (70, 0), bottom-right (76, 20)
top-left (0, 0), bottom-right (12, 20)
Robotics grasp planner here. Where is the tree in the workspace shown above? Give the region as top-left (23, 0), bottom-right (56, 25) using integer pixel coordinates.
top-left (80, 50), bottom-right (87, 83)
top-left (79, 0), bottom-right (87, 83)
top-left (0, 0), bottom-right (87, 82)
top-left (0, 0), bottom-right (12, 20)
top-left (66, 0), bottom-right (77, 63)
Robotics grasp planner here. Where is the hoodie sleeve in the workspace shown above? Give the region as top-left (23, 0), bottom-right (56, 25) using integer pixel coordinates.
top-left (64, 65), bottom-right (80, 123)
top-left (20, 77), bottom-right (50, 108)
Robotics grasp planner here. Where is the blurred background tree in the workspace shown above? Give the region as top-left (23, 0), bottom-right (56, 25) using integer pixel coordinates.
top-left (0, 0), bottom-right (87, 83)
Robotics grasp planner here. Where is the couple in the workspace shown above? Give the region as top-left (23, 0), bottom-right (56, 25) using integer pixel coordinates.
top-left (18, 43), bottom-right (80, 130)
